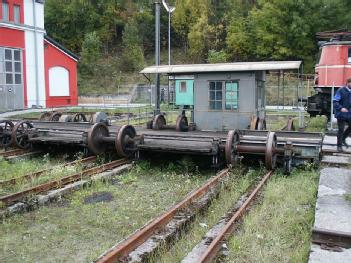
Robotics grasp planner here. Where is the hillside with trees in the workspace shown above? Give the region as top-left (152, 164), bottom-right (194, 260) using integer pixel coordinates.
top-left (44, 0), bottom-right (351, 94)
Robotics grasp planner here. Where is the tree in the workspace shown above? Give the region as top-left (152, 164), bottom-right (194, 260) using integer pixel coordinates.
top-left (120, 19), bottom-right (145, 71)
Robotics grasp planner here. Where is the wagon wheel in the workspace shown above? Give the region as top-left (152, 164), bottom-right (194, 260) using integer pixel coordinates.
top-left (286, 118), bottom-right (295, 131)
top-left (250, 116), bottom-right (259, 130)
top-left (115, 125), bottom-right (137, 157)
top-left (87, 123), bottom-right (109, 155)
top-left (39, 111), bottom-right (53, 121)
top-left (225, 130), bottom-right (240, 166)
top-left (265, 132), bottom-right (277, 170)
top-left (50, 112), bottom-right (62, 121)
top-left (12, 121), bottom-right (33, 149)
top-left (72, 113), bottom-right (87, 122)
top-left (59, 114), bottom-right (72, 122)
top-left (91, 112), bottom-right (108, 124)
top-left (175, 115), bottom-right (189, 132)
top-left (257, 118), bottom-right (267, 130)
top-left (152, 114), bottom-right (166, 130)
top-left (0, 120), bottom-right (14, 148)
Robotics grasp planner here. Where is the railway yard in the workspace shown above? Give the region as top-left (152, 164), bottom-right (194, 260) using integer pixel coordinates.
top-left (1, 106), bottom-right (346, 263)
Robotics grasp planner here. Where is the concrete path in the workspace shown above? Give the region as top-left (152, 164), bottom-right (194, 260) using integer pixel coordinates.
top-left (309, 138), bottom-right (351, 263)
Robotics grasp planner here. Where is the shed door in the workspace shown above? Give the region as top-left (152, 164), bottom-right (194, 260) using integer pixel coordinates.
top-left (0, 47), bottom-right (24, 110)
top-left (175, 79), bottom-right (194, 106)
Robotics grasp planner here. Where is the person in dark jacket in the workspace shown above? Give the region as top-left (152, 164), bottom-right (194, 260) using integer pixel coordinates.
top-left (333, 78), bottom-right (351, 152)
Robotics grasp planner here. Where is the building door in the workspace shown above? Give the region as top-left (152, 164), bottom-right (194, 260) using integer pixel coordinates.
top-left (0, 47), bottom-right (24, 110)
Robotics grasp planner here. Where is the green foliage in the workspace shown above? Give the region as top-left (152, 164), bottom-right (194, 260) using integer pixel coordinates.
top-left (120, 19), bottom-right (145, 71)
top-left (80, 31), bottom-right (102, 74)
top-left (207, 49), bottom-right (228, 63)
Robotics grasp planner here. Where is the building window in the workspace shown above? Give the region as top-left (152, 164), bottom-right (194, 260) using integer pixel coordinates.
top-left (2, 48), bottom-right (22, 85)
top-left (2, 2), bottom-right (9, 22)
top-left (348, 48), bottom-right (351, 64)
top-left (180, 81), bottom-right (187, 93)
top-left (14, 5), bottom-right (20, 24)
top-left (225, 81), bottom-right (239, 110)
top-left (209, 81), bottom-right (223, 110)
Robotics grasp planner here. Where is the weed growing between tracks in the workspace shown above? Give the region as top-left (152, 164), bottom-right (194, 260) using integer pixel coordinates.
top-left (156, 166), bottom-right (266, 262)
top-left (225, 167), bottom-right (319, 263)
top-left (0, 154), bottom-right (91, 197)
top-left (0, 161), bottom-right (210, 263)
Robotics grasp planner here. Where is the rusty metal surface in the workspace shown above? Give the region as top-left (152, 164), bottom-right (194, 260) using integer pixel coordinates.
top-left (87, 123), bottom-right (110, 155)
top-left (96, 168), bottom-right (230, 263)
top-left (152, 114), bottom-right (166, 130)
top-left (115, 125), bottom-right (136, 157)
top-left (198, 170), bottom-right (274, 263)
top-left (265, 132), bottom-right (277, 170)
top-left (0, 148), bottom-right (28, 158)
top-left (11, 121), bottom-right (34, 149)
top-left (0, 156), bottom-right (97, 187)
top-left (0, 158), bottom-right (129, 205)
top-left (225, 130), bottom-right (239, 165)
top-left (0, 120), bottom-right (14, 148)
top-left (312, 227), bottom-right (351, 249)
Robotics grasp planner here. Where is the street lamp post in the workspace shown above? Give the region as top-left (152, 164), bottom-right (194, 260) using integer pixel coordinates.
top-left (162, 0), bottom-right (175, 104)
top-left (162, 0), bottom-right (176, 65)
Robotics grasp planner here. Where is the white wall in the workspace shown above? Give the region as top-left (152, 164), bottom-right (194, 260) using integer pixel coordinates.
top-left (23, 0), bottom-right (46, 107)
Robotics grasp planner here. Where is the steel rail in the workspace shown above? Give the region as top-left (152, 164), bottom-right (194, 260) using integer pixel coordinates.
top-left (0, 156), bottom-right (97, 187)
top-left (197, 170), bottom-right (274, 263)
top-left (0, 149), bottom-right (29, 158)
top-left (0, 158), bottom-right (130, 205)
top-left (96, 168), bottom-right (230, 263)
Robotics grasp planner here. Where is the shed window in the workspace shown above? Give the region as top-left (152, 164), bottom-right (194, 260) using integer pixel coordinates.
top-left (180, 81), bottom-right (187, 93)
top-left (348, 48), bottom-right (351, 64)
top-left (2, 2), bottom-right (9, 21)
top-left (2, 48), bottom-right (22, 85)
top-left (209, 81), bottom-right (223, 110)
top-left (225, 81), bottom-right (238, 110)
top-left (14, 5), bottom-right (20, 24)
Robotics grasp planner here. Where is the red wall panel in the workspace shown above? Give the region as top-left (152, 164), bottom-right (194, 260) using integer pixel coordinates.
top-left (44, 40), bottom-right (78, 107)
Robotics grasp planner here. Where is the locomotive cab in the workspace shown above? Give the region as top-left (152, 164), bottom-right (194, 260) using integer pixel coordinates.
top-left (307, 31), bottom-right (351, 118)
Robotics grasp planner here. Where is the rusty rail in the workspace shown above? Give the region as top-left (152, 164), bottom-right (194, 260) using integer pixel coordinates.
top-left (0, 149), bottom-right (29, 158)
top-left (0, 156), bottom-right (97, 187)
top-left (0, 158), bottom-right (130, 205)
top-left (96, 168), bottom-right (230, 263)
top-left (197, 170), bottom-right (274, 263)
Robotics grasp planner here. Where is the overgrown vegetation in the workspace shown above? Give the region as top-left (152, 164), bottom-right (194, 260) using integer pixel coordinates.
top-left (44, 0), bottom-right (351, 94)
top-left (226, 168), bottom-right (319, 263)
top-left (0, 161), bottom-right (210, 262)
top-left (156, 167), bottom-right (264, 262)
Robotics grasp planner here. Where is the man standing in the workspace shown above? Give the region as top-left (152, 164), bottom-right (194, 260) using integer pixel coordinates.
top-left (333, 78), bottom-right (351, 152)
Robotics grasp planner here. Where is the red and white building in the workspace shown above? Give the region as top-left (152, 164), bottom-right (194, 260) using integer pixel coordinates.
top-left (0, 0), bottom-right (78, 110)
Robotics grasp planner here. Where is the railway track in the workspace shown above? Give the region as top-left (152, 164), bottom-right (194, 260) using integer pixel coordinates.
top-left (96, 168), bottom-right (231, 262)
top-left (96, 169), bottom-right (273, 263)
top-left (0, 148), bottom-right (29, 158)
top-left (0, 156), bottom-right (97, 187)
top-left (183, 170), bottom-right (274, 263)
top-left (0, 158), bottom-right (130, 206)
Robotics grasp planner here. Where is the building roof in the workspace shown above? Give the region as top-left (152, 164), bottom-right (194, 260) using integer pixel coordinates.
top-left (44, 35), bottom-right (79, 61)
top-left (140, 61), bottom-right (302, 74)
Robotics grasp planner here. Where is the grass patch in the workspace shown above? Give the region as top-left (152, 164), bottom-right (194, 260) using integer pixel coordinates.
top-left (0, 161), bottom-right (210, 263)
top-left (305, 116), bottom-right (327, 133)
top-left (156, 167), bottom-right (265, 262)
top-left (345, 194), bottom-right (351, 203)
top-left (225, 167), bottom-right (319, 263)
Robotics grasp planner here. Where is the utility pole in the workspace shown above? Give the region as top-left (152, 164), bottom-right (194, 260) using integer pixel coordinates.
top-left (155, 1), bottom-right (161, 114)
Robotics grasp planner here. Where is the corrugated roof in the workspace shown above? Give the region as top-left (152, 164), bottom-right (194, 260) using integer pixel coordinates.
top-left (140, 61), bottom-right (302, 74)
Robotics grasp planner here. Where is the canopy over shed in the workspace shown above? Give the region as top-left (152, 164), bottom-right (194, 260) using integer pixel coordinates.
top-left (140, 61), bottom-right (302, 74)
